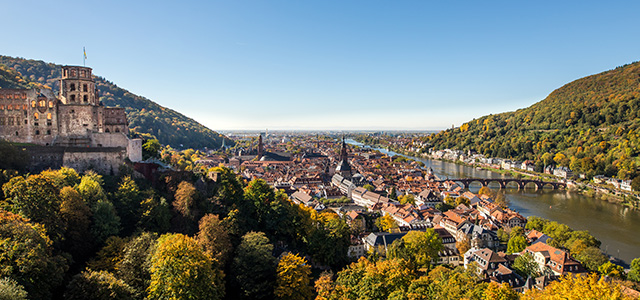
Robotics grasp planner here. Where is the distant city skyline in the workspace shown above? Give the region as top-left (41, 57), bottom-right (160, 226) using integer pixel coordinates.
top-left (2, 1), bottom-right (640, 131)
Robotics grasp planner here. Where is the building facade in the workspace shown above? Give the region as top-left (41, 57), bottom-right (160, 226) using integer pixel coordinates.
top-left (0, 65), bottom-right (141, 173)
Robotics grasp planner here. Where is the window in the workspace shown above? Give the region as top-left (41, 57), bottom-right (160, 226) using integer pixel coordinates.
top-left (8, 104), bottom-right (12, 110)
top-left (34, 113), bottom-right (39, 119)
top-left (8, 117), bottom-right (14, 125)
top-left (70, 83), bottom-right (76, 91)
top-left (47, 113), bottom-right (52, 120)
top-left (0, 118), bottom-right (4, 125)
top-left (48, 101), bottom-right (54, 108)
top-left (23, 104), bottom-right (27, 110)
top-left (83, 84), bottom-right (88, 92)
top-left (105, 128), bottom-right (110, 133)
top-left (39, 100), bottom-right (45, 107)
top-left (35, 130), bottom-right (39, 135)
top-left (46, 130), bottom-right (51, 135)
top-left (83, 95), bottom-right (88, 103)
top-left (32, 100), bottom-right (36, 108)
top-left (115, 128), bottom-right (120, 133)
top-left (70, 95), bottom-right (76, 102)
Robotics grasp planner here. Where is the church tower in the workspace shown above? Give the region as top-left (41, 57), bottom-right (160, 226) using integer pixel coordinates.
top-left (257, 134), bottom-right (264, 158)
top-left (335, 136), bottom-right (352, 178)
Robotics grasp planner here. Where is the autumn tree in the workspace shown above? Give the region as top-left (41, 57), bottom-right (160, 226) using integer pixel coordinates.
top-left (375, 214), bottom-right (399, 232)
top-left (138, 195), bottom-right (171, 233)
top-left (148, 234), bottom-right (224, 300)
top-left (388, 229), bottom-right (443, 272)
top-left (274, 253), bottom-right (312, 300)
top-left (76, 170), bottom-right (107, 207)
top-left (506, 226), bottom-right (528, 254)
top-left (334, 258), bottom-right (416, 299)
top-left (0, 209), bottom-right (68, 300)
top-left (64, 269), bottom-right (135, 300)
top-left (456, 234), bottom-right (472, 256)
top-left (521, 273), bottom-right (633, 300)
top-left (2, 174), bottom-right (65, 242)
top-left (173, 181), bottom-right (199, 220)
top-left (511, 252), bottom-right (541, 279)
top-left (230, 231), bottom-right (276, 300)
top-left (0, 277), bottom-right (27, 300)
top-left (197, 214), bottom-right (232, 268)
top-left (482, 282), bottom-right (519, 300)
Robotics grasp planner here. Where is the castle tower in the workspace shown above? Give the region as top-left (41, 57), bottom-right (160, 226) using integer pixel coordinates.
top-left (59, 66), bottom-right (99, 105)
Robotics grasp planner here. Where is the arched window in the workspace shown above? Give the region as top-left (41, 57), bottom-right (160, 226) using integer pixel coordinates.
top-left (34, 112), bottom-right (39, 119)
top-left (115, 128), bottom-right (120, 133)
top-left (70, 95), bottom-right (76, 102)
top-left (105, 128), bottom-right (110, 133)
top-left (39, 100), bottom-right (45, 107)
top-left (31, 100), bottom-right (36, 108)
top-left (70, 83), bottom-right (76, 91)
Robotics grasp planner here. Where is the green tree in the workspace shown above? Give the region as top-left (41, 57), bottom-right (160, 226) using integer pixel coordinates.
top-left (143, 139), bottom-right (161, 160)
top-left (398, 194), bottom-right (416, 205)
top-left (230, 231), bottom-right (276, 300)
top-left (64, 269), bottom-right (135, 300)
top-left (482, 282), bottom-right (519, 300)
top-left (506, 227), bottom-right (527, 254)
top-left (274, 253), bottom-right (312, 300)
top-left (375, 214), bottom-right (399, 233)
top-left (598, 261), bottom-right (624, 279)
top-left (91, 200), bottom-right (121, 245)
top-left (2, 174), bottom-right (65, 242)
top-left (0, 209), bottom-right (68, 300)
top-left (148, 234), bottom-right (224, 300)
top-left (363, 184), bottom-right (375, 192)
top-left (138, 196), bottom-right (171, 233)
top-left (511, 252), bottom-right (541, 278)
top-left (389, 229), bottom-right (443, 272)
top-left (576, 247), bottom-right (608, 272)
top-left (117, 232), bottom-right (158, 296)
top-left (60, 186), bottom-right (93, 262)
top-left (76, 170), bottom-right (107, 207)
top-left (628, 257), bottom-right (640, 282)
top-left (113, 176), bottom-right (142, 234)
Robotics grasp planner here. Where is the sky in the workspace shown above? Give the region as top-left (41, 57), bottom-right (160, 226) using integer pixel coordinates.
top-left (2, 1), bottom-right (640, 131)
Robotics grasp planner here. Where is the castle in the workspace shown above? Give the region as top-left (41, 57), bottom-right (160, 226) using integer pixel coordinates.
top-left (0, 65), bottom-right (142, 174)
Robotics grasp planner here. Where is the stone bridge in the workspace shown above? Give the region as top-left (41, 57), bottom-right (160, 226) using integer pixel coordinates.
top-left (436, 178), bottom-right (566, 190)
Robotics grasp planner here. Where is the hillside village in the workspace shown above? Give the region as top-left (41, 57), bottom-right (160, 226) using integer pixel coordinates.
top-left (196, 133), bottom-right (595, 292)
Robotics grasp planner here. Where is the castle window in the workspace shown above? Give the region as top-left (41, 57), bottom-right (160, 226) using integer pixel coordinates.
top-left (49, 101), bottom-right (54, 108)
top-left (80, 70), bottom-right (85, 77)
top-left (32, 101), bottom-right (36, 108)
top-left (23, 104), bottom-right (27, 110)
top-left (15, 131), bottom-right (18, 136)
top-left (46, 130), bottom-right (51, 135)
top-left (47, 113), bottom-right (52, 120)
top-left (115, 128), bottom-right (120, 133)
top-left (105, 128), bottom-right (110, 133)
top-left (0, 118), bottom-right (4, 125)
top-left (83, 84), bottom-right (88, 92)
top-left (21, 93), bottom-right (26, 99)
top-left (34, 113), bottom-right (39, 119)
top-left (83, 95), bottom-right (88, 103)
top-left (8, 105), bottom-right (12, 110)
top-left (39, 100), bottom-right (45, 107)
top-left (0, 105), bottom-right (4, 110)
top-left (8, 117), bottom-right (14, 125)
top-left (24, 120), bottom-right (27, 124)
top-left (47, 121), bottom-right (52, 126)
top-left (35, 130), bottom-right (40, 135)
top-left (70, 95), bottom-right (76, 102)
top-left (70, 83), bottom-right (76, 91)
top-left (71, 70), bottom-right (76, 77)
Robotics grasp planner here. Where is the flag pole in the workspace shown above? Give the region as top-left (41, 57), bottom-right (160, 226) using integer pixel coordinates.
top-left (83, 47), bottom-right (86, 66)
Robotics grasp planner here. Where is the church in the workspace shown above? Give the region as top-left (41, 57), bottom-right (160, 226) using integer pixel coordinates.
top-left (0, 65), bottom-right (141, 174)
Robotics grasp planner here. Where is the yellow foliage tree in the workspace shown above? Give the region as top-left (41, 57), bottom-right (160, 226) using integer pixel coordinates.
top-left (521, 273), bottom-right (633, 300)
top-left (275, 253), bottom-right (312, 300)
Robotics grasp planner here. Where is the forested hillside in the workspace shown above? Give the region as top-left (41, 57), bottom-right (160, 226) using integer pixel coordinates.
top-left (0, 55), bottom-right (232, 149)
top-left (428, 61), bottom-right (640, 180)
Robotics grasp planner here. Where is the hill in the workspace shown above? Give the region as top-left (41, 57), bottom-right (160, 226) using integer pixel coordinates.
top-left (427, 61), bottom-right (640, 180)
top-left (0, 55), bottom-right (232, 150)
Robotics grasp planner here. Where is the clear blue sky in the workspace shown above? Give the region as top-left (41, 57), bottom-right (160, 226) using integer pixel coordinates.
top-left (2, 1), bottom-right (640, 131)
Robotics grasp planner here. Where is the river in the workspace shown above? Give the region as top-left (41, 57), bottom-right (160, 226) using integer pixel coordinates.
top-left (346, 140), bottom-right (640, 266)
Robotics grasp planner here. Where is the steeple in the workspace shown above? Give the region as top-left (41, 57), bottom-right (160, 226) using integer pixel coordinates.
top-left (336, 136), bottom-right (352, 178)
top-left (257, 134), bottom-right (264, 158)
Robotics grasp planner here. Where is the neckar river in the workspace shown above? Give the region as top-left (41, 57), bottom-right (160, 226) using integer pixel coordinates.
top-left (347, 140), bottom-right (640, 265)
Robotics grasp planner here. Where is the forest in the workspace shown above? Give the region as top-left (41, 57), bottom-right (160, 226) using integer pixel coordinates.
top-left (0, 143), bottom-right (638, 299)
top-left (426, 61), bottom-right (640, 181)
top-left (0, 55), bottom-right (232, 150)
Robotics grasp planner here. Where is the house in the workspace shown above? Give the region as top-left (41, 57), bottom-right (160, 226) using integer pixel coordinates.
top-left (362, 232), bottom-right (406, 256)
top-left (621, 179), bottom-right (633, 191)
top-left (457, 223), bottom-right (500, 250)
top-left (291, 191), bottom-right (314, 207)
top-left (416, 189), bottom-right (442, 208)
top-left (553, 167), bottom-right (573, 179)
top-left (522, 242), bottom-right (584, 276)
